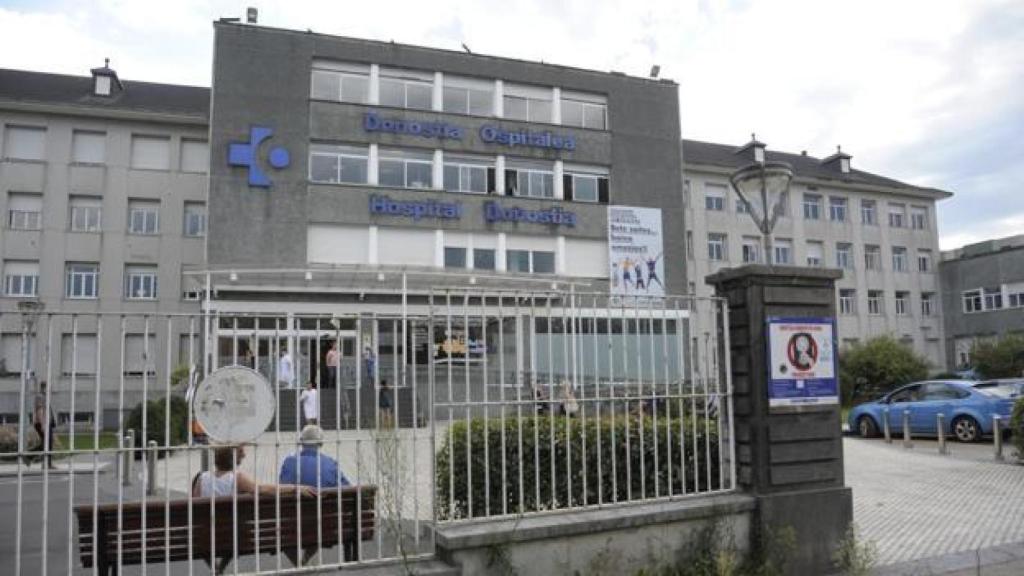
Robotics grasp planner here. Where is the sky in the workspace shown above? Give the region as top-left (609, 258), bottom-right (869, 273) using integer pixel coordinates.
top-left (0, 0), bottom-right (1021, 250)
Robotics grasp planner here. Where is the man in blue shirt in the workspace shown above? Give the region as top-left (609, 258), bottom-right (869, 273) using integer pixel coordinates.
top-left (279, 424), bottom-right (351, 488)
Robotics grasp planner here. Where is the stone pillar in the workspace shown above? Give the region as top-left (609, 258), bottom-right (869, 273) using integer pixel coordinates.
top-left (707, 264), bottom-right (852, 575)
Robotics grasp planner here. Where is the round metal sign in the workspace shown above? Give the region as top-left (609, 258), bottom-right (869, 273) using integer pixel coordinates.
top-left (192, 365), bottom-right (276, 443)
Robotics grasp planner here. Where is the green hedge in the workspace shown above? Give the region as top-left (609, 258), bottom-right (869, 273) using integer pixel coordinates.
top-left (125, 395), bottom-right (189, 457)
top-left (436, 415), bottom-right (722, 520)
top-left (1012, 397), bottom-right (1024, 463)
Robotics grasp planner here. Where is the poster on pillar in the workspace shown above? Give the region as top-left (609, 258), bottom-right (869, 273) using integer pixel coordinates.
top-left (607, 206), bottom-right (665, 297)
top-left (766, 317), bottom-right (838, 408)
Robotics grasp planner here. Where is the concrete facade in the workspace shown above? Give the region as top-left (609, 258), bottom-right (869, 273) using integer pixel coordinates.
top-left (684, 139), bottom-right (951, 371)
top-left (0, 67), bottom-right (208, 422)
top-left (939, 234), bottom-right (1024, 370)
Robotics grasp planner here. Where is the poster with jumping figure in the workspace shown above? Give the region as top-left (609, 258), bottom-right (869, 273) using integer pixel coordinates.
top-left (766, 317), bottom-right (838, 408)
top-left (607, 206), bottom-right (665, 297)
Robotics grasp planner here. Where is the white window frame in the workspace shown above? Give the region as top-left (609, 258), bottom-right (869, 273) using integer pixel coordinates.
top-left (442, 75), bottom-right (494, 116)
top-left (505, 249), bottom-right (555, 274)
top-left (443, 155), bottom-right (493, 194)
top-left (835, 243), bottom-right (853, 270)
top-left (829, 197), bottom-right (847, 222)
top-left (180, 139), bottom-right (209, 173)
top-left (864, 245), bottom-right (881, 270)
top-left (378, 148), bottom-right (434, 189)
top-left (503, 83), bottom-right (553, 123)
top-left (127, 201), bottom-right (159, 235)
top-left (839, 289), bottom-right (855, 315)
top-left (130, 135), bottom-right (171, 170)
top-left (806, 241), bottom-right (824, 267)
top-left (66, 263), bottom-right (99, 299)
top-left (917, 250), bottom-right (931, 272)
top-left (774, 239), bottom-right (792, 265)
top-left (894, 292), bottom-right (909, 316)
top-left (69, 197), bottom-right (102, 232)
top-left (379, 68), bottom-right (434, 111)
top-left (892, 247), bottom-right (908, 272)
top-left (309, 144), bottom-right (369, 184)
top-left (3, 261), bottom-right (39, 297)
top-left (705, 185), bottom-right (726, 211)
top-left (124, 266), bottom-right (158, 300)
top-left (564, 166), bottom-right (608, 203)
top-left (983, 287), bottom-right (1002, 310)
top-left (707, 233), bottom-right (727, 262)
top-left (910, 206), bottom-right (928, 230)
top-left (741, 237), bottom-right (760, 263)
top-left (7, 193), bottom-right (42, 231)
top-left (184, 202), bottom-right (207, 237)
top-left (962, 289), bottom-right (982, 313)
top-left (559, 91), bottom-right (607, 130)
top-left (867, 291), bottom-right (883, 315)
top-left (861, 200), bottom-right (877, 225)
top-left (4, 125), bottom-right (46, 161)
top-left (71, 130), bottom-right (106, 164)
top-left (803, 194), bottom-right (822, 220)
top-left (311, 61), bottom-right (370, 104)
top-left (888, 203), bottom-right (906, 228)
top-left (506, 162), bottom-right (554, 199)
top-left (921, 293), bottom-right (935, 316)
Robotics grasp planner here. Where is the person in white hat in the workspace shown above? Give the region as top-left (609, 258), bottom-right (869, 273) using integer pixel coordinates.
top-left (278, 424), bottom-right (350, 488)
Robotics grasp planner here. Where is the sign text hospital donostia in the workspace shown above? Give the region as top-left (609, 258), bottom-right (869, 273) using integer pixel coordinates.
top-left (369, 195), bottom-right (576, 227)
top-left (364, 112), bottom-right (577, 151)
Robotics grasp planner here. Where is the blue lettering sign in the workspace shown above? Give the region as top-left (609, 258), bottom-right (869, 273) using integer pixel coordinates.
top-left (363, 112), bottom-right (577, 151)
top-left (370, 195), bottom-right (463, 220)
top-left (364, 112), bottom-right (463, 140)
top-left (228, 126), bottom-right (291, 187)
top-left (484, 201), bottom-right (577, 227)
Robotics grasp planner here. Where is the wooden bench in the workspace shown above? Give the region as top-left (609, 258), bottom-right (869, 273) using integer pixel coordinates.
top-left (74, 486), bottom-right (376, 575)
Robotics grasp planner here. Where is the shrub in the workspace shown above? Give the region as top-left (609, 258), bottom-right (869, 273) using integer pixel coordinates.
top-left (839, 336), bottom-right (929, 406)
top-left (1011, 397), bottom-right (1024, 463)
top-left (970, 335), bottom-right (1024, 379)
top-left (125, 395), bottom-right (189, 457)
top-left (435, 414), bottom-right (721, 520)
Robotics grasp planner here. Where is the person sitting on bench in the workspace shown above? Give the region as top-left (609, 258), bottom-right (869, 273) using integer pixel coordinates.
top-left (279, 425), bottom-right (351, 488)
top-left (193, 445), bottom-right (315, 498)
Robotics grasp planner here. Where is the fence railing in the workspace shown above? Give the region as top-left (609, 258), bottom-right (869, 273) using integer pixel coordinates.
top-left (0, 288), bottom-right (733, 574)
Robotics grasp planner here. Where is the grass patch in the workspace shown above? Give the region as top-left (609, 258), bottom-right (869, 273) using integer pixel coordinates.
top-left (56, 432), bottom-right (120, 452)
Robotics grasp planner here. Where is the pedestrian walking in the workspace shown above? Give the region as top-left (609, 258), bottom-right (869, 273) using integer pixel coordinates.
top-left (300, 380), bottom-right (319, 426)
top-left (325, 341), bottom-right (339, 388)
top-left (32, 380), bottom-right (57, 469)
top-left (278, 347), bottom-right (295, 389)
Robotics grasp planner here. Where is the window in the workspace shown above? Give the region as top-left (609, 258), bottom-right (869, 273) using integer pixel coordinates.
top-left (474, 249), bottom-right (496, 270)
top-left (505, 160), bottom-right (554, 198)
top-left (310, 61), bottom-right (370, 104)
top-left (505, 249), bottom-right (554, 274)
top-left (864, 245), bottom-right (881, 270)
top-left (802, 194), bottom-right (822, 220)
top-left (503, 83), bottom-right (552, 123)
top-left (309, 144), bottom-right (368, 184)
top-left (3, 260), bottom-right (39, 297)
top-left (829, 197), bottom-right (847, 222)
top-left (1, 333), bottom-right (26, 376)
top-left (443, 154), bottom-right (493, 194)
top-left (560, 91), bottom-right (607, 129)
top-left (705, 184), bottom-right (726, 211)
top-left (895, 291), bottom-right (909, 316)
top-left (867, 290), bottom-right (883, 315)
top-left (860, 200), bottom-right (877, 225)
top-left (563, 165), bottom-right (609, 203)
top-left (910, 206), bottom-right (928, 230)
top-left (124, 265), bottom-right (158, 300)
top-left (379, 148), bottom-right (433, 189)
top-left (776, 192), bottom-right (789, 218)
top-left (888, 203), bottom-right (905, 228)
top-left (707, 233), bottom-right (727, 261)
top-left (686, 231), bottom-right (694, 259)
top-left (1008, 284), bottom-right (1024, 308)
top-left (682, 180), bottom-right (690, 207)
top-left (983, 287), bottom-right (1002, 310)
top-left (741, 237), bottom-right (760, 263)
top-left (917, 249), bottom-right (932, 272)
top-left (839, 289), bottom-right (856, 315)
top-left (60, 334), bottom-right (97, 376)
top-left (128, 200), bottom-right (159, 235)
top-left (736, 198), bottom-right (750, 214)
top-left (962, 289), bottom-right (982, 313)
top-left (184, 202), bottom-right (207, 237)
top-left (66, 263), bottom-right (99, 299)
top-left (69, 196), bottom-right (102, 232)
top-left (379, 68), bottom-right (433, 110)
top-left (773, 239), bottom-right (792, 265)
top-left (444, 247), bottom-right (467, 269)
top-left (892, 247), bottom-right (908, 272)
top-left (3, 125), bottom-right (46, 161)
top-left (130, 135), bottom-right (170, 170)
top-left (443, 75), bottom-right (493, 116)
top-left (806, 241), bottom-right (824, 267)
top-left (921, 292), bottom-right (935, 316)
top-left (180, 140), bottom-right (209, 173)
top-left (124, 334), bottom-right (156, 376)
top-left (7, 193), bottom-right (42, 230)
top-left (72, 130), bottom-right (105, 164)
top-left (835, 243), bottom-right (853, 270)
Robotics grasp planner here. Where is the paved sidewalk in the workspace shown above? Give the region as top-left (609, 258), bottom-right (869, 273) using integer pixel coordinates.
top-left (846, 437), bottom-right (1024, 566)
top-left (874, 540), bottom-right (1024, 575)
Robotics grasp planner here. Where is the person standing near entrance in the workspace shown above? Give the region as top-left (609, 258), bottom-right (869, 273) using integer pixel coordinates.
top-left (32, 380), bottom-right (57, 469)
top-left (300, 380), bottom-right (319, 426)
top-left (363, 346), bottom-right (376, 385)
top-left (325, 341), bottom-right (339, 388)
top-left (278, 347), bottom-right (295, 389)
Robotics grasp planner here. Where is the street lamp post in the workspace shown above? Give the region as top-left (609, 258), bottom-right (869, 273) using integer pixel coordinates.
top-left (729, 147), bottom-right (793, 266)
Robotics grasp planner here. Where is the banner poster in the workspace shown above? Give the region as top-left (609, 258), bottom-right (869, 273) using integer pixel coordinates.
top-left (607, 206), bottom-right (665, 297)
top-left (766, 317), bottom-right (839, 408)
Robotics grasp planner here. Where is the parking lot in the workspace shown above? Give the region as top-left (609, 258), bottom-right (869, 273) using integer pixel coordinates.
top-left (845, 435), bottom-right (1024, 568)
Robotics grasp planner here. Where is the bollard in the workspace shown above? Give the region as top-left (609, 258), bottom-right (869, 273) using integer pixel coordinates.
top-left (883, 408), bottom-right (892, 444)
top-left (146, 440), bottom-right (157, 495)
top-left (902, 410), bottom-right (913, 448)
top-left (994, 415), bottom-right (1004, 461)
top-left (937, 413), bottom-right (948, 455)
top-left (122, 429), bottom-right (135, 487)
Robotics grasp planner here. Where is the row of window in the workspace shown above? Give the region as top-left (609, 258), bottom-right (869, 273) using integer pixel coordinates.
top-left (311, 61), bottom-right (609, 129)
top-left (697, 232), bottom-right (934, 272)
top-left (962, 284), bottom-right (1024, 313)
top-left (2, 261), bottom-right (171, 300)
top-left (838, 289), bottom-right (937, 317)
top-left (310, 145), bottom-right (610, 202)
top-left (0, 332), bottom-right (168, 377)
top-left (2, 125), bottom-right (208, 172)
top-left (442, 245), bottom-right (555, 274)
top-left (701, 183), bottom-right (930, 230)
top-left (5, 194), bottom-right (206, 236)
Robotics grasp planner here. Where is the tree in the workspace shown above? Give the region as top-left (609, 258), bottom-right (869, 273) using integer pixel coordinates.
top-left (839, 336), bottom-right (929, 406)
top-left (970, 335), bottom-right (1024, 379)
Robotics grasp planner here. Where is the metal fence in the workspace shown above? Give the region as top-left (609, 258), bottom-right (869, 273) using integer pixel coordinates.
top-left (0, 288), bottom-right (733, 575)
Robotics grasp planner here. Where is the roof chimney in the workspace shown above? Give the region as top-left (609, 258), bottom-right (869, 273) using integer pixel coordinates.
top-left (90, 58), bottom-right (122, 97)
top-left (820, 145), bottom-right (852, 174)
top-left (734, 133), bottom-right (767, 163)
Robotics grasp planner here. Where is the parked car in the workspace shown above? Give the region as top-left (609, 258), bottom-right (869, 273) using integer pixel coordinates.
top-left (972, 378), bottom-right (1024, 400)
top-left (848, 380), bottom-right (1015, 442)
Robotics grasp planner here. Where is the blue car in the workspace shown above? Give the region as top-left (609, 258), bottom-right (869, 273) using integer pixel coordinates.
top-left (848, 380), bottom-right (1015, 442)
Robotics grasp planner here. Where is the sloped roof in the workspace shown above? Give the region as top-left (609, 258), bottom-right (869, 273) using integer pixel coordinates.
top-left (0, 68), bottom-right (209, 118)
top-left (683, 138), bottom-right (952, 197)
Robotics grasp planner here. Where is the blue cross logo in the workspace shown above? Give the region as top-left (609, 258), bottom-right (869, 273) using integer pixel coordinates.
top-left (227, 126), bottom-right (290, 187)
